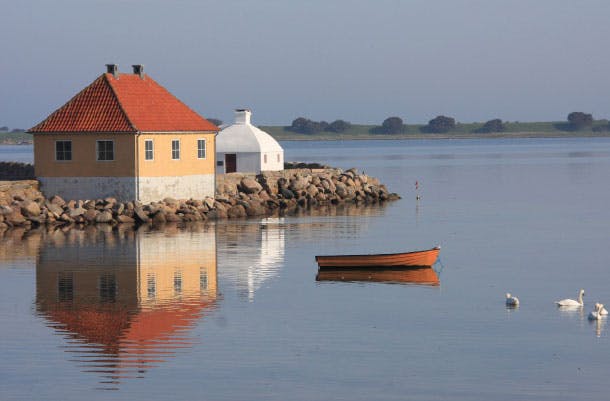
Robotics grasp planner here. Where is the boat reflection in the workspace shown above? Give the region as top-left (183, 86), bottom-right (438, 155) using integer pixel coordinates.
top-left (35, 225), bottom-right (217, 389)
top-left (316, 266), bottom-right (440, 286)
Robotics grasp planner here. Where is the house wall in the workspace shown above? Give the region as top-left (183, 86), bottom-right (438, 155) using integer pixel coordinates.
top-left (34, 133), bottom-right (136, 177)
top-left (216, 151), bottom-right (260, 174)
top-left (260, 151), bottom-right (284, 172)
top-left (33, 132), bottom-right (216, 201)
top-left (136, 132), bottom-right (216, 201)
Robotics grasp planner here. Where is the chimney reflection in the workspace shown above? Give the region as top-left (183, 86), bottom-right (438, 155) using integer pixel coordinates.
top-left (35, 225), bottom-right (217, 389)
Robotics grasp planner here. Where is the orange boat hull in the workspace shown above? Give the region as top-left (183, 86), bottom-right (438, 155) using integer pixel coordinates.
top-left (315, 247), bottom-right (439, 268)
top-left (316, 266), bottom-right (439, 285)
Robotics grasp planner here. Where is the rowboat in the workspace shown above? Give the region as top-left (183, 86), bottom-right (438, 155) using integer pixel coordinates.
top-left (316, 266), bottom-right (439, 286)
top-left (315, 246), bottom-right (440, 268)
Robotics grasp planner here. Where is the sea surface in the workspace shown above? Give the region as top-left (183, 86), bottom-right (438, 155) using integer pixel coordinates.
top-left (2, 138), bottom-right (610, 401)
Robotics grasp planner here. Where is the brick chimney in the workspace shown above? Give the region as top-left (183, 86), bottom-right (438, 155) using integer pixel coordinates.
top-left (105, 64), bottom-right (119, 79)
top-left (132, 64), bottom-right (144, 79)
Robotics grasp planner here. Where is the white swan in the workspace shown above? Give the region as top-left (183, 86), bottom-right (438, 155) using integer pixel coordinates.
top-left (505, 293), bottom-right (519, 307)
top-left (595, 302), bottom-right (608, 316)
top-left (588, 303), bottom-right (603, 320)
top-left (555, 289), bottom-right (584, 307)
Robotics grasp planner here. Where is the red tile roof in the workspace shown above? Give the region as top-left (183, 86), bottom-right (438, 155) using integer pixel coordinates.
top-left (30, 73), bottom-right (218, 133)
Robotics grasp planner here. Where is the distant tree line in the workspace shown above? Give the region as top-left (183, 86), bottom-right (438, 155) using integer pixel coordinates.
top-left (288, 117), bottom-right (352, 134)
top-left (285, 111), bottom-right (610, 136)
top-left (0, 126), bottom-right (25, 133)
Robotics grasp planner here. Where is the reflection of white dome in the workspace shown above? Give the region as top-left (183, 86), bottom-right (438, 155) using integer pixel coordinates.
top-left (217, 110), bottom-right (283, 153)
top-left (217, 218), bottom-right (285, 301)
top-left (216, 109), bottom-right (284, 173)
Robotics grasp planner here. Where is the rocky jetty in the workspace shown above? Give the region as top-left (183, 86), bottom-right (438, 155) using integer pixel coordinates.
top-left (0, 168), bottom-right (400, 230)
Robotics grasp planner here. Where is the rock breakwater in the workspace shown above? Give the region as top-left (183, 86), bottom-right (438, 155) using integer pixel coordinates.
top-left (0, 168), bottom-right (399, 230)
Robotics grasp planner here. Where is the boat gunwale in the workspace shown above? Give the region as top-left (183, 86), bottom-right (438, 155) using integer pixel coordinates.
top-left (315, 247), bottom-right (439, 261)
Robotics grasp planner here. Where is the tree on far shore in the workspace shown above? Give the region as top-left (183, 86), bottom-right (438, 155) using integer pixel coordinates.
top-left (475, 118), bottom-right (505, 133)
top-left (289, 117), bottom-right (350, 134)
top-left (567, 112), bottom-right (593, 130)
top-left (372, 117), bottom-right (406, 134)
top-left (327, 119), bottom-right (351, 133)
top-left (422, 115), bottom-right (456, 133)
top-left (208, 118), bottom-right (223, 127)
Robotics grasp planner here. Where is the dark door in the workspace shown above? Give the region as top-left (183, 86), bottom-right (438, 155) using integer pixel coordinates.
top-left (225, 154), bottom-right (237, 173)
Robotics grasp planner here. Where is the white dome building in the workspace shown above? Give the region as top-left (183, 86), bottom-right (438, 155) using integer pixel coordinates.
top-left (216, 109), bottom-right (284, 174)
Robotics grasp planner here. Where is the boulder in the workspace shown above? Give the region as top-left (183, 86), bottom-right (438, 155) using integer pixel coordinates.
top-left (335, 182), bottom-right (348, 198)
top-left (20, 200), bottom-right (41, 218)
top-left (279, 188), bottom-right (295, 199)
top-left (305, 184), bottom-right (319, 197)
top-left (227, 204), bottom-right (247, 218)
top-left (0, 205), bottom-right (13, 216)
top-left (152, 212), bottom-right (167, 225)
top-left (165, 212), bottom-right (182, 222)
top-left (289, 176), bottom-right (310, 191)
top-left (69, 207), bottom-right (86, 218)
top-left (204, 197), bottom-right (215, 210)
top-left (117, 214), bottom-right (135, 224)
top-left (163, 197), bottom-right (179, 207)
top-left (134, 207), bottom-right (150, 223)
top-left (246, 202), bottom-right (267, 217)
top-left (84, 209), bottom-right (98, 222)
top-left (6, 210), bottom-right (26, 226)
top-left (240, 177), bottom-right (263, 194)
top-left (95, 210), bottom-right (113, 223)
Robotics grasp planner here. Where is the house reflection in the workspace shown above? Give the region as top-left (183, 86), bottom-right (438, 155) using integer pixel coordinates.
top-left (216, 218), bottom-right (285, 301)
top-left (35, 226), bottom-right (217, 388)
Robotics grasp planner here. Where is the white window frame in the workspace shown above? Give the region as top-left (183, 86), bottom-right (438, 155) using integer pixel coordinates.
top-left (197, 138), bottom-right (206, 159)
top-left (55, 140), bottom-right (72, 161)
top-left (171, 139), bottom-right (180, 160)
top-left (96, 140), bottom-right (115, 161)
top-left (144, 139), bottom-right (154, 161)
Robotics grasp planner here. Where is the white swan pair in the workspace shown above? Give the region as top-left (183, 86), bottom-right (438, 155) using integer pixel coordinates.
top-left (555, 289), bottom-right (608, 318)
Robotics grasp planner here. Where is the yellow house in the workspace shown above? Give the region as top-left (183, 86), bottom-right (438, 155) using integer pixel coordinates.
top-left (28, 64), bottom-right (218, 202)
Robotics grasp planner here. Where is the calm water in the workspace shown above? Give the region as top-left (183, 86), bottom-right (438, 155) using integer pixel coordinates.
top-left (0, 144), bottom-right (33, 163)
top-left (2, 138), bottom-right (610, 400)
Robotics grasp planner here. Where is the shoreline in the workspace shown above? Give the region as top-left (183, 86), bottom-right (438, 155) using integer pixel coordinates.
top-left (267, 131), bottom-right (610, 141)
top-left (5, 131), bottom-right (610, 145)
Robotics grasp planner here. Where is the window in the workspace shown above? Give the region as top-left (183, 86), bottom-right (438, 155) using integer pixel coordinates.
top-left (58, 272), bottom-right (74, 302)
top-left (99, 274), bottom-right (117, 303)
top-left (147, 273), bottom-right (156, 299)
top-left (200, 269), bottom-right (208, 291)
top-left (145, 140), bottom-right (154, 160)
top-left (55, 140), bottom-right (72, 161)
top-left (264, 154), bottom-right (267, 164)
top-left (96, 140), bottom-right (114, 161)
top-left (277, 154), bottom-right (280, 162)
top-left (174, 271), bottom-right (182, 295)
top-left (197, 139), bottom-right (206, 159)
top-left (172, 139), bottom-right (180, 160)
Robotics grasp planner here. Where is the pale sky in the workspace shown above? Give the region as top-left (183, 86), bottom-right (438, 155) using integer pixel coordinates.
top-left (3, 0), bottom-right (610, 128)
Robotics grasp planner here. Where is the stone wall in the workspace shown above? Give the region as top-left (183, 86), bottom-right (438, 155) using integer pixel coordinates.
top-left (0, 168), bottom-right (400, 231)
top-left (0, 162), bottom-right (35, 180)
